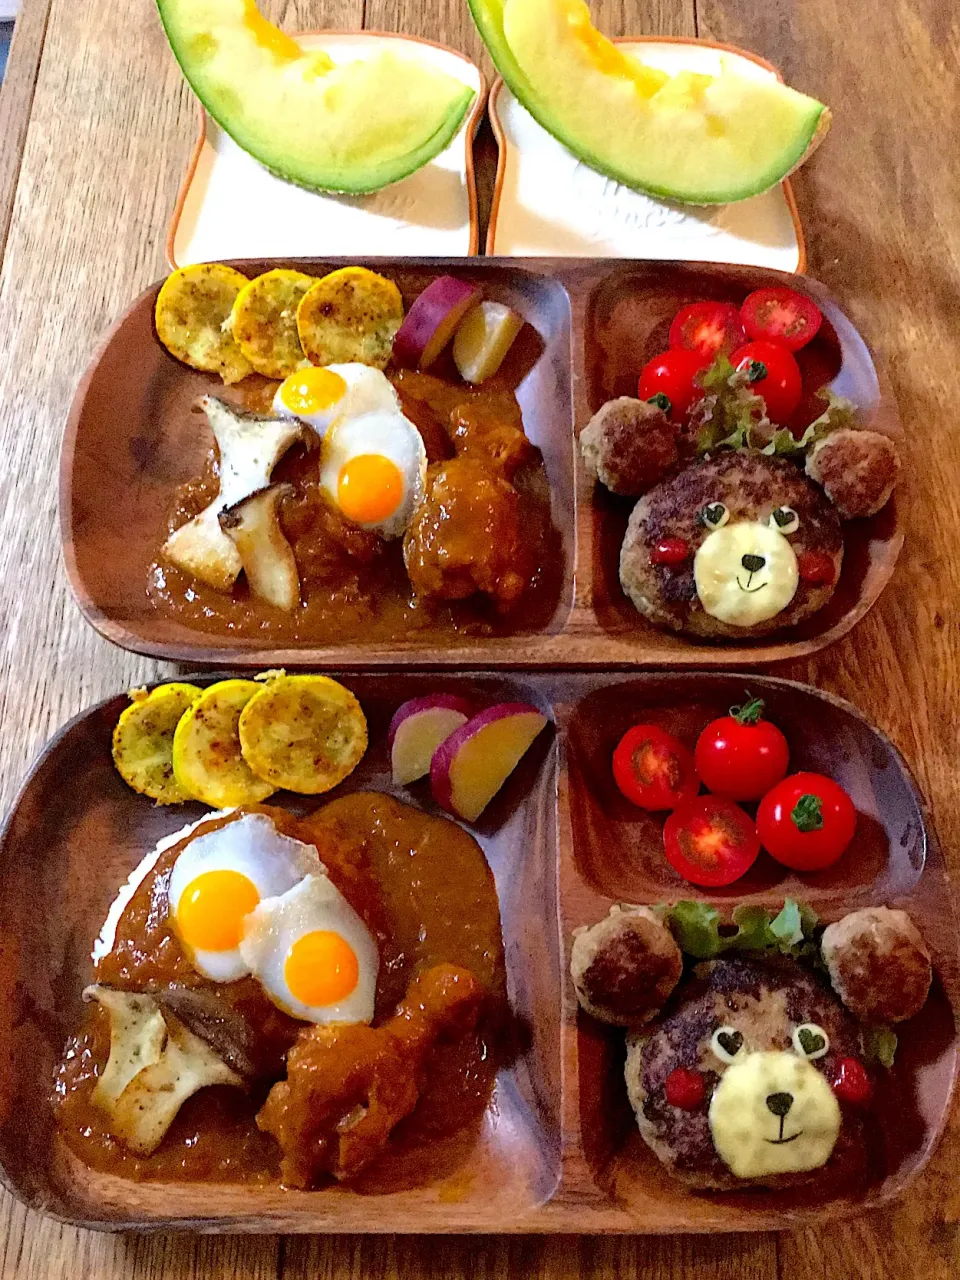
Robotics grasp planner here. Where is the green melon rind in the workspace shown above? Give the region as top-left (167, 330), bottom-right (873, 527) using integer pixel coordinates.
top-left (157, 0), bottom-right (476, 195)
top-left (469, 0), bottom-right (828, 205)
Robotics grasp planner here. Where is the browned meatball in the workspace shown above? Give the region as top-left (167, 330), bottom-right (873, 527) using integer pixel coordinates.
top-left (403, 457), bottom-right (532, 611)
top-left (805, 429), bottom-right (901, 519)
top-left (821, 907), bottom-right (931, 1023)
top-left (570, 905), bottom-right (683, 1026)
top-left (580, 398), bottom-right (679, 496)
top-left (448, 403), bottom-right (534, 479)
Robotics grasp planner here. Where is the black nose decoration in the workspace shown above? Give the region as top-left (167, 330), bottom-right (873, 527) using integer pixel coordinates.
top-left (766, 1091), bottom-right (794, 1117)
top-left (741, 554), bottom-right (766, 573)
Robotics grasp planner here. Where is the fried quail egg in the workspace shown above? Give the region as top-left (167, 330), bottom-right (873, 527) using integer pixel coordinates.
top-left (319, 409), bottom-right (428, 538)
top-left (272, 362), bottom-right (400, 437)
top-left (167, 813), bottom-right (321, 983)
top-left (239, 874), bottom-right (378, 1024)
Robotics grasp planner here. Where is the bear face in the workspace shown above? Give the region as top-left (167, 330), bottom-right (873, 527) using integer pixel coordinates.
top-left (619, 452), bottom-right (844, 640)
top-left (624, 955), bottom-right (869, 1190)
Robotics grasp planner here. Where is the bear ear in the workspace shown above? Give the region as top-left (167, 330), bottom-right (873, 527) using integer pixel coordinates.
top-left (804, 429), bottom-right (902, 520)
top-left (569, 905), bottom-right (683, 1027)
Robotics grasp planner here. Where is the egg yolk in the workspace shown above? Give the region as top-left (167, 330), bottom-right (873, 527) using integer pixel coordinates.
top-left (284, 930), bottom-right (360, 1006)
top-left (337, 454), bottom-right (403, 524)
top-left (176, 870), bottom-right (260, 953)
top-left (279, 366), bottom-right (348, 416)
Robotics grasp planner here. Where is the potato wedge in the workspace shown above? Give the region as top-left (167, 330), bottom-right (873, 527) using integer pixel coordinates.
top-left (111, 682), bottom-right (202, 804)
top-left (239, 674), bottom-right (367, 795)
top-left (230, 269), bottom-right (316, 379)
top-left (297, 267), bottom-right (404, 369)
top-left (172, 679), bottom-right (277, 807)
top-left (155, 264), bottom-right (253, 384)
top-left (219, 484), bottom-right (300, 611)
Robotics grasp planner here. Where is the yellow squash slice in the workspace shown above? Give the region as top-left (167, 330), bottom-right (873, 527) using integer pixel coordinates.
top-left (172, 679), bottom-right (277, 807)
top-left (238, 674), bottom-right (368, 794)
top-left (155, 263), bottom-right (253, 384)
top-left (112, 682), bottom-right (202, 804)
top-left (296, 267), bottom-right (404, 369)
top-left (230, 269), bottom-right (316, 379)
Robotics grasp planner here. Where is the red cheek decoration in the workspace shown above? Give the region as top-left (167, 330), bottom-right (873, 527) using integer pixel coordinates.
top-left (664, 1066), bottom-right (706, 1109)
top-left (651, 538), bottom-right (690, 567)
top-left (798, 550), bottom-right (836, 586)
top-left (832, 1057), bottom-right (873, 1106)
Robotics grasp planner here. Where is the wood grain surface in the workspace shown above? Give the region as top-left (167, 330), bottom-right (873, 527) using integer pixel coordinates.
top-left (0, 0), bottom-right (959, 1272)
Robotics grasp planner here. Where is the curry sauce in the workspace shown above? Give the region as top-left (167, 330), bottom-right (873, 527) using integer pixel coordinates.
top-left (147, 367), bottom-right (563, 642)
top-left (53, 796), bottom-right (507, 1186)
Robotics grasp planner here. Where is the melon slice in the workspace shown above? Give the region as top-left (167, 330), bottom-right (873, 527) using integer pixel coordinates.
top-left (157, 0), bottom-right (476, 194)
top-left (468, 0), bottom-right (829, 204)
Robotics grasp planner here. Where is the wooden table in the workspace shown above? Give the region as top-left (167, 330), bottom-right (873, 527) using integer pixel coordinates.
top-left (1, 0), bottom-right (959, 1274)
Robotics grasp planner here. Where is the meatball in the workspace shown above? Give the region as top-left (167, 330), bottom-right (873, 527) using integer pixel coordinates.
top-left (570, 905), bottom-right (682, 1026)
top-left (805, 429), bottom-right (901, 519)
top-left (580, 398), bottom-right (679, 496)
top-left (448, 404), bottom-right (534, 479)
top-left (821, 907), bottom-right (931, 1023)
top-left (619, 451), bottom-right (844, 640)
top-left (403, 457), bottom-right (532, 611)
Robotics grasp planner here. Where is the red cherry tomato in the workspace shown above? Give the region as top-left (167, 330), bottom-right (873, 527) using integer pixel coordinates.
top-left (694, 697), bottom-right (790, 802)
top-left (638, 349), bottom-right (708, 422)
top-left (663, 796), bottom-right (760, 887)
top-left (664, 1067), bottom-right (705, 1110)
top-left (612, 725), bottom-right (699, 812)
top-left (832, 1057), bottom-right (873, 1106)
top-left (792, 342), bottom-right (839, 429)
top-left (669, 302), bottom-right (746, 361)
top-left (730, 340), bottom-right (803, 424)
top-left (740, 287), bottom-right (823, 352)
top-left (756, 772), bottom-right (857, 871)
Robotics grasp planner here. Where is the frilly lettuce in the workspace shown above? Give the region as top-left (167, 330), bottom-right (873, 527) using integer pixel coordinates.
top-left (663, 898), bottom-right (820, 961)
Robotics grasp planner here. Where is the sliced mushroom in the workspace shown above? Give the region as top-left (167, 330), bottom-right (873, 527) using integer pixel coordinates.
top-left (162, 397), bottom-right (306, 592)
top-left (84, 985), bottom-right (243, 1155)
top-left (219, 484), bottom-right (300, 611)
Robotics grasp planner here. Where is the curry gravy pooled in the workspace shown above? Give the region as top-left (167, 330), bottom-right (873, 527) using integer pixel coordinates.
top-left (53, 798), bottom-right (507, 1186)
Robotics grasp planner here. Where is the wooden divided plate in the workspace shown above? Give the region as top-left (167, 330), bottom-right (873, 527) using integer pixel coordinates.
top-left (0, 672), bottom-right (954, 1232)
top-left (61, 260), bottom-right (903, 668)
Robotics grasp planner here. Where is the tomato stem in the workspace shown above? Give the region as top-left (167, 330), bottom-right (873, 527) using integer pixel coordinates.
top-left (647, 392), bottom-right (671, 414)
top-left (791, 794), bottom-right (824, 832)
top-left (730, 696), bottom-right (764, 726)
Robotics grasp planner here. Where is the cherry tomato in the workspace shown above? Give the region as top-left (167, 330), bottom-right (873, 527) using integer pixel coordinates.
top-left (664, 1067), bottom-right (705, 1109)
top-left (663, 796), bottom-right (760, 887)
top-left (740, 287), bottom-right (823, 352)
top-left (612, 725), bottom-right (699, 812)
top-left (669, 302), bottom-right (746, 361)
top-left (650, 537), bottom-right (690, 567)
top-left (694, 697), bottom-right (790, 802)
top-left (730, 339), bottom-right (803, 424)
top-left (638, 349), bottom-right (708, 422)
top-left (756, 772), bottom-right (856, 871)
top-left (792, 342), bottom-right (839, 429)
top-left (797, 550), bottom-right (837, 586)
top-left (832, 1057), bottom-right (873, 1106)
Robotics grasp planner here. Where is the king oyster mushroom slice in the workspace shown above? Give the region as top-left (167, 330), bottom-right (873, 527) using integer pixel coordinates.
top-left (162, 396), bottom-right (307, 592)
top-left (219, 484), bottom-right (300, 611)
top-left (84, 985), bottom-right (243, 1156)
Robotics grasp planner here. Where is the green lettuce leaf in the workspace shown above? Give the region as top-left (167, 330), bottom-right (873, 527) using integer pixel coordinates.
top-left (662, 898), bottom-right (820, 961)
top-left (865, 1025), bottom-right (898, 1069)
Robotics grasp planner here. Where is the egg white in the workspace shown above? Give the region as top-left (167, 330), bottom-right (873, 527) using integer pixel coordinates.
top-left (238, 874), bottom-right (379, 1024)
top-left (272, 363), bottom-right (400, 436)
top-left (167, 813), bottom-right (322, 983)
top-left (319, 409), bottom-right (428, 539)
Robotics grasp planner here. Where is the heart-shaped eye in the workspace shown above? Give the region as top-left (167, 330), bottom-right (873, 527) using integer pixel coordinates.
top-left (700, 502), bottom-right (729, 531)
top-left (793, 1023), bottom-right (830, 1060)
top-left (711, 1026), bottom-right (744, 1063)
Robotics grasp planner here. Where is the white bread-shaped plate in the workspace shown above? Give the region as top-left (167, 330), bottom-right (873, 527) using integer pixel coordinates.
top-left (167, 33), bottom-right (486, 267)
top-left (487, 37), bottom-right (806, 269)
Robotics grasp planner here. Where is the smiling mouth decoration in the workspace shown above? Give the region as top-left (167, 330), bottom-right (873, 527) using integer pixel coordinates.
top-left (737, 575), bottom-right (766, 594)
top-left (765, 1114), bottom-right (802, 1145)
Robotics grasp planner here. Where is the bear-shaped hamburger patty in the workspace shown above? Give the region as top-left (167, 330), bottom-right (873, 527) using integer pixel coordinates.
top-left (619, 452), bottom-right (843, 640)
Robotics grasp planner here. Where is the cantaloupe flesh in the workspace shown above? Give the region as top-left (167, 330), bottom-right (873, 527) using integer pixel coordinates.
top-left (158, 0), bottom-right (476, 193)
top-left (472, 0), bottom-right (828, 204)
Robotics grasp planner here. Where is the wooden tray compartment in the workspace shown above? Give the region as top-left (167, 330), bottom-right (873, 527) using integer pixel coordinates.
top-left (61, 260), bottom-right (903, 669)
top-left (0, 672), bottom-right (951, 1233)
